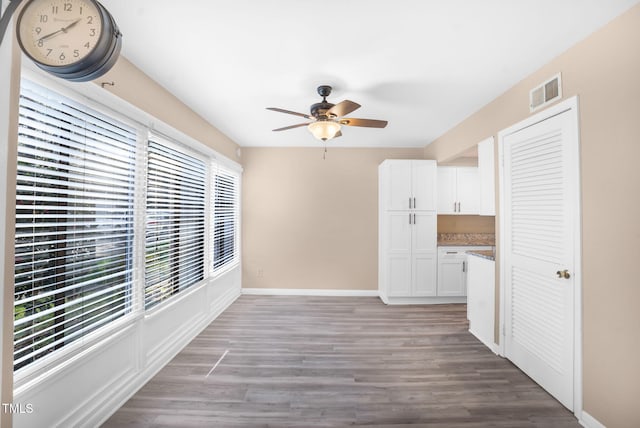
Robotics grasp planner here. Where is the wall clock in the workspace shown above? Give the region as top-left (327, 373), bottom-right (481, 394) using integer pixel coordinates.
top-left (16, 0), bottom-right (121, 82)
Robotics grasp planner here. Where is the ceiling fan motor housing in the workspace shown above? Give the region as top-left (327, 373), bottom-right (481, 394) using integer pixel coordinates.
top-left (310, 101), bottom-right (335, 118)
top-left (311, 85), bottom-right (336, 118)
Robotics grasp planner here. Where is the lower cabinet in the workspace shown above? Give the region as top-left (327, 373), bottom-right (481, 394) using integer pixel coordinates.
top-left (383, 212), bottom-right (437, 300)
top-left (436, 246), bottom-right (493, 297)
top-left (437, 252), bottom-right (467, 296)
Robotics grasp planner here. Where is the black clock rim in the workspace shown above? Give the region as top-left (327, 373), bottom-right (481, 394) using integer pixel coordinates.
top-left (16, 0), bottom-right (122, 82)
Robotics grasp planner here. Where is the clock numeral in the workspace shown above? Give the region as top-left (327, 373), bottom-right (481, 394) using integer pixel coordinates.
top-left (73, 50), bottom-right (80, 58)
top-left (46, 49), bottom-right (52, 57)
top-left (84, 42), bottom-right (90, 49)
top-left (89, 29), bottom-right (96, 37)
top-left (87, 16), bottom-right (93, 24)
top-left (35, 27), bottom-right (42, 35)
top-left (39, 15), bottom-right (48, 23)
top-left (37, 40), bottom-right (43, 48)
top-left (52, 6), bottom-right (58, 14)
top-left (80, 6), bottom-right (83, 15)
top-left (64, 3), bottom-right (72, 12)
top-left (59, 53), bottom-right (66, 61)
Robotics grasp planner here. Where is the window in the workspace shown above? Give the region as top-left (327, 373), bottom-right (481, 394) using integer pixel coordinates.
top-left (144, 137), bottom-right (206, 309)
top-left (14, 77), bottom-right (241, 373)
top-left (212, 166), bottom-right (239, 272)
top-left (14, 79), bottom-right (137, 371)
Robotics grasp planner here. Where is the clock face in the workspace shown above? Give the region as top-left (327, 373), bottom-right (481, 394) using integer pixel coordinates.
top-left (17, 0), bottom-right (103, 67)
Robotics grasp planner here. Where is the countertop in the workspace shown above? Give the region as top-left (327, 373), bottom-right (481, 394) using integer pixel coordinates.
top-left (437, 233), bottom-right (495, 247)
top-left (466, 249), bottom-right (495, 261)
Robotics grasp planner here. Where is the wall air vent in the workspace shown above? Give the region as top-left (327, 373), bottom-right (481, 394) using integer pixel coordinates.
top-left (529, 73), bottom-right (562, 112)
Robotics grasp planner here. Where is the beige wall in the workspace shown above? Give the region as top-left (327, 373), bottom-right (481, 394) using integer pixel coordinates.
top-left (242, 147), bottom-right (424, 291)
top-left (425, 5), bottom-right (640, 427)
top-left (437, 215), bottom-right (495, 234)
top-left (97, 57), bottom-right (240, 162)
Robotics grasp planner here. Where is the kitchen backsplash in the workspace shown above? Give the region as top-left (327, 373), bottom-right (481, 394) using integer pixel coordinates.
top-left (438, 233), bottom-right (496, 246)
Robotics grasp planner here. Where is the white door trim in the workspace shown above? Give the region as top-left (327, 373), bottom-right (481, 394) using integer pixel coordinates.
top-left (497, 96), bottom-right (582, 419)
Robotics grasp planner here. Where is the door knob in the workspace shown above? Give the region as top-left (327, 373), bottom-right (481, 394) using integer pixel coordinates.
top-left (556, 269), bottom-right (571, 279)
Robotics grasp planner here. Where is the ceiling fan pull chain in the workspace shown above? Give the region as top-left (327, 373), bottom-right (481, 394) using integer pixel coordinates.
top-left (323, 143), bottom-right (327, 160)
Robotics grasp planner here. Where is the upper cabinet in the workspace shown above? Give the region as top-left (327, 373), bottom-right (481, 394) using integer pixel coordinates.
top-left (381, 160), bottom-right (437, 211)
top-left (437, 166), bottom-right (480, 214)
top-left (477, 137), bottom-right (496, 216)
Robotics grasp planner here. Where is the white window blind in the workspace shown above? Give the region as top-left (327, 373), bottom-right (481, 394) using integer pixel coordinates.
top-left (145, 138), bottom-right (206, 309)
top-left (212, 166), bottom-right (239, 272)
top-left (14, 79), bottom-right (137, 371)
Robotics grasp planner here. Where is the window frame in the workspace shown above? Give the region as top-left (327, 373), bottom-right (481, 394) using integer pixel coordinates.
top-left (13, 69), bottom-right (242, 385)
top-left (143, 134), bottom-right (209, 311)
top-left (211, 164), bottom-right (241, 277)
top-left (14, 74), bottom-right (143, 383)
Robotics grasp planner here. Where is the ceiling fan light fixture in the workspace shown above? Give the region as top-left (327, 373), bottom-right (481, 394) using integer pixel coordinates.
top-left (307, 120), bottom-right (341, 141)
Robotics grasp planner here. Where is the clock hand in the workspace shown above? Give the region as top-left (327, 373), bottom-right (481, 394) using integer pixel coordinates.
top-left (61, 19), bottom-right (81, 33)
top-left (37, 19), bottom-right (81, 42)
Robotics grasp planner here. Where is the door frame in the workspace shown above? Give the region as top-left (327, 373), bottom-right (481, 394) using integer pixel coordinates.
top-left (497, 96), bottom-right (583, 417)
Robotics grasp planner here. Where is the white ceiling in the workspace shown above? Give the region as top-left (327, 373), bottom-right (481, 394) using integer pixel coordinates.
top-left (100, 0), bottom-right (639, 148)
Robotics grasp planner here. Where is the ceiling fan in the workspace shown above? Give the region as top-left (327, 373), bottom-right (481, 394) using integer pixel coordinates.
top-left (267, 85), bottom-right (388, 141)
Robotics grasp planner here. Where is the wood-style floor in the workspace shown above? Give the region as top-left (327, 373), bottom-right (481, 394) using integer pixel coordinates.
top-left (103, 296), bottom-right (580, 427)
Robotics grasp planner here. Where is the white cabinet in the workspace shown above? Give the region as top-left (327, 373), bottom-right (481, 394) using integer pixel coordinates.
top-left (385, 211), bottom-right (437, 297)
top-left (379, 160), bottom-right (438, 303)
top-left (437, 166), bottom-right (480, 214)
top-left (437, 246), bottom-right (492, 297)
top-left (384, 160), bottom-right (436, 211)
top-left (437, 248), bottom-right (467, 296)
top-left (478, 137), bottom-right (496, 216)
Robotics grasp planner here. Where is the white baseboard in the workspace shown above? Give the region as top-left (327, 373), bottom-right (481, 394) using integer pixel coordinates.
top-left (580, 410), bottom-right (606, 428)
top-left (469, 328), bottom-right (500, 355)
top-left (241, 288), bottom-right (379, 297)
top-left (383, 296), bottom-right (466, 305)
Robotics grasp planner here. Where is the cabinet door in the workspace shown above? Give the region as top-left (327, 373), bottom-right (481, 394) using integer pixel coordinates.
top-left (386, 212), bottom-right (412, 296)
top-left (411, 161), bottom-right (436, 211)
top-left (412, 212), bottom-right (437, 296)
top-left (437, 258), bottom-right (467, 296)
top-left (413, 253), bottom-right (437, 296)
top-left (437, 167), bottom-right (457, 214)
top-left (455, 167), bottom-right (480, 214)
top-left (385, 161), bottom-right (411, 210)
top-left (412, 212), bottom-right (437, 251)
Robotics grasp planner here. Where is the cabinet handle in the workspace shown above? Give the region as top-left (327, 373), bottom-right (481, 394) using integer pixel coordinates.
top-left (413, 197), bottom-right (416, 209)
top-left (453, 202), bottom-right (456, 212)
top-left (409, 197), bottom-right (412, 209)
top-left (413, 213), bottom-right (416, 224)
top-left (457, 202), bottom-right (461, 212)
top-left (409, 213), bottom-right (412, 224)
top-left (462, 261), bottom-right (466, 273)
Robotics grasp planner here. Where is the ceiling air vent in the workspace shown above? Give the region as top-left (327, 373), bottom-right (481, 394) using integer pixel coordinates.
top-left (529, 73), bottom-right (562, 112)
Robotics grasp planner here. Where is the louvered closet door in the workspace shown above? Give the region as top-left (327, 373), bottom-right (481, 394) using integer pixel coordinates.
top-left (503, 109), bottom-right (577, 410)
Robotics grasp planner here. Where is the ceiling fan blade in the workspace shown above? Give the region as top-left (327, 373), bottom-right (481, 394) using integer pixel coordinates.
top-left (339, 118), bottom-right (388, 128)
top-left (272, 123), bottom-right (309, 132)
top-left (267, 107), bottom-right (312, 119)
top-left (327, 100), bottom-right (361, 118)
top-left (333, 130), bottom-right (342, 138)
